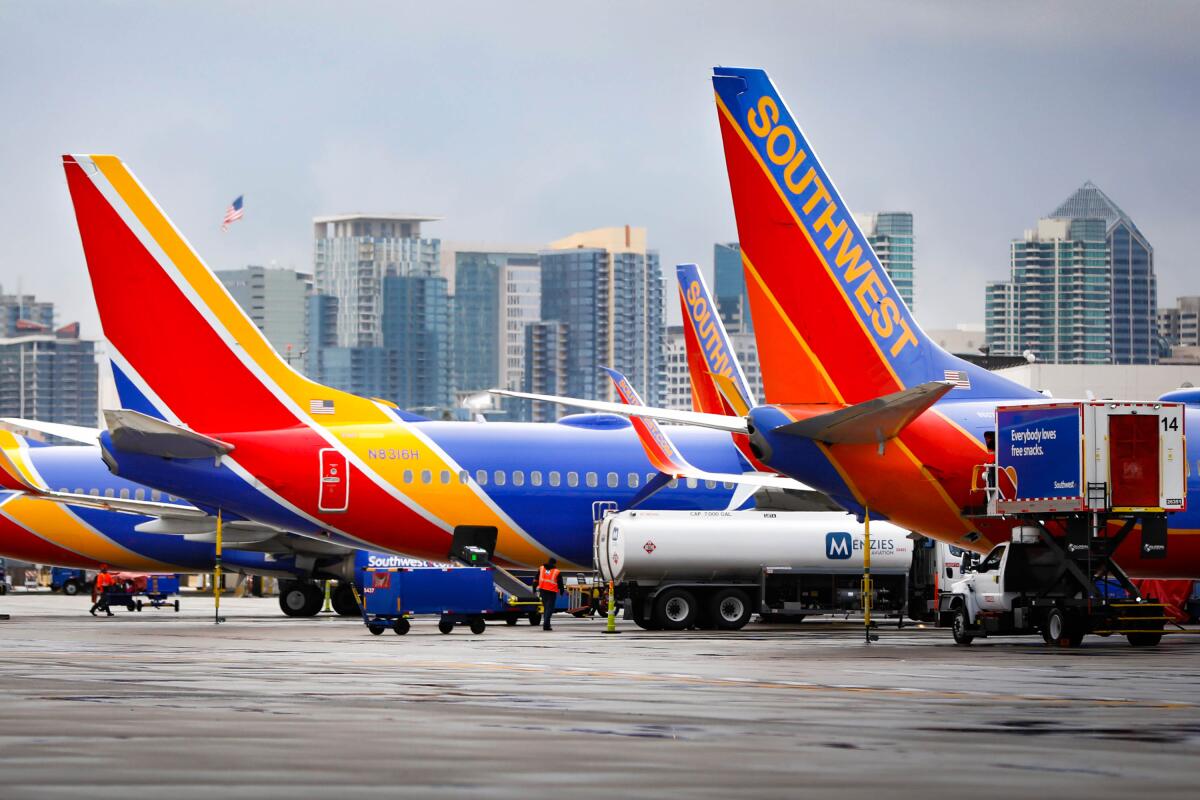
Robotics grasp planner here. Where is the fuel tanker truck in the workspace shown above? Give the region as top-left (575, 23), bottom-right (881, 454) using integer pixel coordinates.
top-left (594, 510), bottom-right (933, 630)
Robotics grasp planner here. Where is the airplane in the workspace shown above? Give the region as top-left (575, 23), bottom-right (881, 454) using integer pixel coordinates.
top-left (0, 429), bottom-right (372, 616)
top-left (494, 66), bottom-right (1200, 580)
top-left (52, 153), bottom-right (817, 578)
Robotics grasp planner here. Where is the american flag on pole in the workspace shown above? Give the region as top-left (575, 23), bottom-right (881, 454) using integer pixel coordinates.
top-left (221, 195), bottom-right (244, 231)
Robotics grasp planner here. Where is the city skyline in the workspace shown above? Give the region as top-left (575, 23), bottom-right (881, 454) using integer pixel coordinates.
top-left (1, 3), bottom-right (1197, 338)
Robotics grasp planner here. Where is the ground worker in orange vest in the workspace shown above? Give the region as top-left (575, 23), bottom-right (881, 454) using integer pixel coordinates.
top-left (89, 567), bottom-right (115, 617)
top-left (535, 558), bottom-right (564, 631)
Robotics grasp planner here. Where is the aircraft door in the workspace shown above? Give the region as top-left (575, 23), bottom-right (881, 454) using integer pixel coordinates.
top-left (318, 448), bottom-right (349, 512)
top-left (1109, 414), bottom-right (1159, 508)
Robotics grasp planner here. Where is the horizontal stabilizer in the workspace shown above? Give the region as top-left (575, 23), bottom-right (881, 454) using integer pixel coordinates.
top-left (0, 418), bottom-right (100, 445)
top-left (104, 409), bottom-right (234, 459)
top-left (489, 389), bottom-right (747, 433)
top-left (34, 489), bottom-right (209, 519)
top-left (776, 381), bottom-right (955, 444)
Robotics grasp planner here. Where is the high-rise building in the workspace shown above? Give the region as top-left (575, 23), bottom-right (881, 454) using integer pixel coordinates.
top-left (1049, 182), bottom-right (1156, 364)
top-left (539, 226), bottom-right (664, 405)
top-left (522, 321), bottom-right (568, 423)
top-left (382, 274), bottom-right (452, 413)
top-left (304, 293), bottom-right (339, 378)
top-left (0, 293), bottom-right (98, 426)
top-left (855, 212), bottom-right (915, 311)
top-left (451, 249), bottom-right (541, 412)
top-left (216, 265), bottom-right (311, 364)
top-left (312, 214), bottom-right (441, 348)
top-left (987, 217), bottom-right (1111, 364)
top-left (713, 243), bottom-right (752, 334)
top-left (1158, 296), bottom-right (1200, 360)
top-left (662, 325), bottom-right (763, 411)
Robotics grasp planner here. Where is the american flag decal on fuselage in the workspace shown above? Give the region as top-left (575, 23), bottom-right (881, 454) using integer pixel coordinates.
top-left (310, 399), bottom-right (336, 415)
top-left (944, 370), bottom-right (971, 389)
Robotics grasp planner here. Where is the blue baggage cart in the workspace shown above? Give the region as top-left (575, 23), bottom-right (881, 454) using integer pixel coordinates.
top-left (362, 566), bottom-right (521, 635)
top-left (136, 574), bottom-right (181, 611)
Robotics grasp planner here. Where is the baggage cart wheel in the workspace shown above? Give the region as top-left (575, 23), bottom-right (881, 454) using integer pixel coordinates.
top-left (136, 600), bottom-right (143, 612)
top-left (393, 618), bottom-right (411, 636)
top-left (469, 618), bottom-right (486, 635)
top-left (951, 609), bottom-right (974, 645)
top-left (367, 622), bottom-right (385, 636)
top-left (127, 600), bottom-right (136, 612)
top-left (438, 616), bottom-right (455, 634)
top-left (174, 600), bottom-right (180, 612)
top-left (505, 616), bottom-right (519, 626)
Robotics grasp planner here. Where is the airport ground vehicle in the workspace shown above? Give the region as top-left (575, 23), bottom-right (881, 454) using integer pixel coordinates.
top-left (938, 401), bottom-right (1186, 647)
top-left (50, 567), bottom-right (91, 595)
top-left (361, 566), bottom-right (540, 636)
top-left (595, 510), bottom-right (914, 630)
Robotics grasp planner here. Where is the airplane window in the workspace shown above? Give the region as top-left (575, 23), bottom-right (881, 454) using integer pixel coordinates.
top-left (440, 470), bottom-right (451, 484)
top-left (104, 488), bottom-right (114, 498)
top-left (421, 470), bottom-right (432, 484)
top-left (59, 487), bottom-right (67, 493)
top-left (586, 472), bottom-right (598, 488)
top-left (403, 470), bottom-right (413, 484)
top-left (607, 472), bottom-right (618, 488)
top-left (120, 488), bottom-right (130, 499)
top-left (168, 495), bottom-right (177, 502)
top-left (627, 473), bottom-right (639, 488)
top-left (549, 472), bottom-right (561, 487)
top-left (476, 470), bottom-right (488, 486)
top-left (531, 471), bottom-right (543, 486)
top-left (494, 470), bottom-right (507, 486)
top-left (686, 478), bottom-right (697, 489)
top-left (723, 482), bottom-right (734, 490)
top-left (512, 471), bottom-right (525, 486)
top-left (74, 487), bottom-right (83, 495)
top-left (135, 488), bottom-right (145, 500)
top-left (567, 472), bottom-right (579, 488)
top-left (90, 489), bottom-right (99, 496)
top-left (458, 470), bottom-right (469, 484)
top-left (667, 478), bottom-right (679, 489)
top-left (646, 473), bottom-right (655, 485)
top-left (705, 480), bottom-right (716, 490)
top-left (150, 490), bottom-right (161, 501)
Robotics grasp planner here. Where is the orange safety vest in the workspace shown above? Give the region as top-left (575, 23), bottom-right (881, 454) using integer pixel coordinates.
top-left (95, 573), bottom-right (114, 591)
top-left (537, 566), bottom-right (560, 592)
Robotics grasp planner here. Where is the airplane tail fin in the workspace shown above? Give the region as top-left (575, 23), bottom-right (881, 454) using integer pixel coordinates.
top-left (675, 264), bottom-right (756, 416)
top-left (711, 68), bottom-right (1037, 405)
top-left (62, 155), bottom-right (391, 434)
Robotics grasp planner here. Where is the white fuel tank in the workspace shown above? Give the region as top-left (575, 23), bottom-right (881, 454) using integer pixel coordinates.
top-left (594, 510), bottom-right (912, 584)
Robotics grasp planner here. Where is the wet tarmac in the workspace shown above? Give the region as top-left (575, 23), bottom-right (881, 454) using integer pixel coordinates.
top-left (0, 593), bottom-right (1197, 798)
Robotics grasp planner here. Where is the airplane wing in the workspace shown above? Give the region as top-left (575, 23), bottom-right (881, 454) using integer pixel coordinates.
top-left (104, 409), bottom-right (234, 459)
top-left (0, 418), bottom-right (101, 445)
top-left (28, 489), bottom-right (210, 519)
top-left (489, 389), bottom-right (748, 433)
top-left (600, 367), bottom-right (817, 493)
top-left (775, 381), bottom-right (956, 444)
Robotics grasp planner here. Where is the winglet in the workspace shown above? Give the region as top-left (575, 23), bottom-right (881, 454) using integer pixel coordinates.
top-left (0, 430), bottom-right (45, 492)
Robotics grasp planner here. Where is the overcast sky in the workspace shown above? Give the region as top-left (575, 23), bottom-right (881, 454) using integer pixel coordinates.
top-left (2, 1), bottom-right (1197, 336)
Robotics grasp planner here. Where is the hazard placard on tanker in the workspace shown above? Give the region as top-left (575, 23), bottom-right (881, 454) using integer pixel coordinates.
top-left (995, 401), bottom-right (1186, 515)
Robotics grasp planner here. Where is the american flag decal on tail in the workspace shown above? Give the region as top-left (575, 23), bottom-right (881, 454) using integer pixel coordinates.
top-left (310, 399), bottom-right (336, 415)
top-left (944, 370), bottom-right (971, 389)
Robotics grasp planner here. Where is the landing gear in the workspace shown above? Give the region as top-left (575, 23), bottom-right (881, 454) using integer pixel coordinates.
top-left (330, 582), bottom-right (361, 617)
top-left (279, 581), bottom-right (323, 617)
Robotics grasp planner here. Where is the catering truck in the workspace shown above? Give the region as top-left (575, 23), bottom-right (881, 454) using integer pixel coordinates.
top-left (938, 400), bottom-right (1187, 647)
top-left (594, 510), bottom-right (916, 630)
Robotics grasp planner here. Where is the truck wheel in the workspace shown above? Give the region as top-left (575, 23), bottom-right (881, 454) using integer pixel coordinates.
top-left (469, 618), bottom-right (486, 635)
top-left (951, 610), bottom-right (974, 645)
top-left (710, 589), bottom-right (752, 630)
top-left (1127, 632), bottom-right (1162, 647)
top-left (653, 588), bottom-right (697, 631)
top-left (505, 616), bottom-right (519, 626)
top-left (62, 580), bottom-right (80, 596)
top-left (528, 611), bottom-right (540, 626)
top-left (393, 618), bottom-right (411, 636)
top-left (330, 583), bottom-right (361, 617)
top-left (1044, 608), bottom-right (1083, 647)
top-left (438, 617), bottom-right (455, 634)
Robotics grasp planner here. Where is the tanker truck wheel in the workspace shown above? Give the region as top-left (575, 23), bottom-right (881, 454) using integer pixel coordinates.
top-left (653, 588), bottom-right (697, 631)
top-left (711, 589), bottom-right (753, 630)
